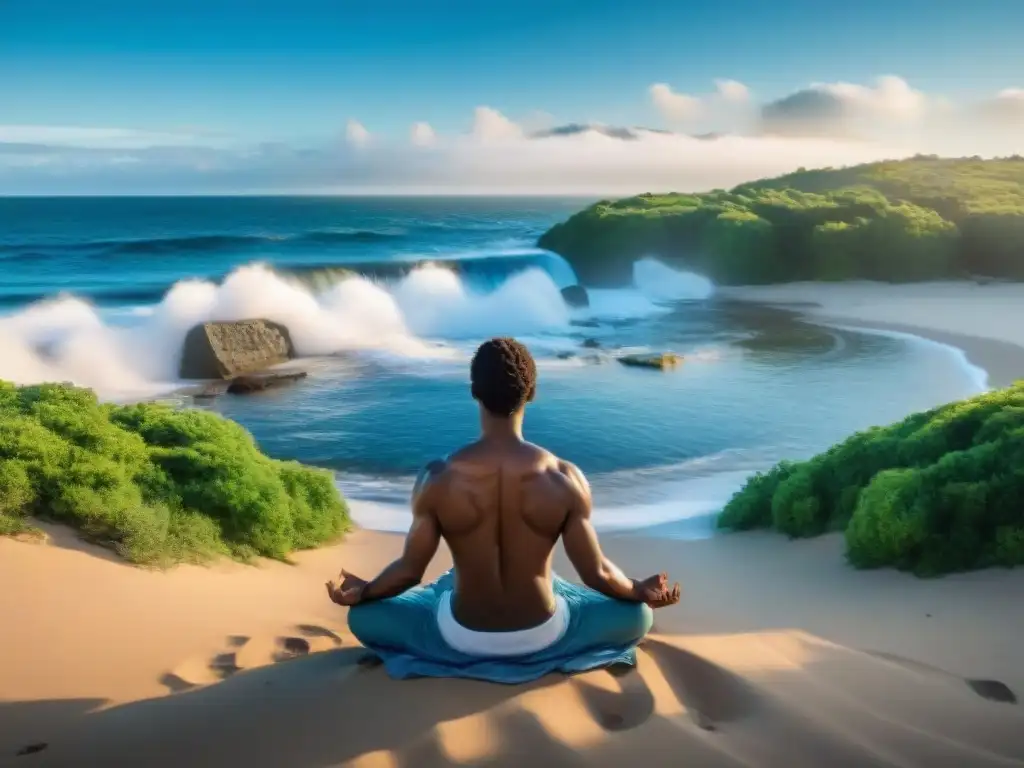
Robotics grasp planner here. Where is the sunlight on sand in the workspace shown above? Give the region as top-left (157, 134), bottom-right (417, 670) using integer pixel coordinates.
top-left (4, 530), bottom-right (1024, 767)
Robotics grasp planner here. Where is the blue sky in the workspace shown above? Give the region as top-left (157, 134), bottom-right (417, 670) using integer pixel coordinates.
top-left (2, 0), bottom-right (1023, 193)
top-left (4, 0), bottom-right (1022, 140)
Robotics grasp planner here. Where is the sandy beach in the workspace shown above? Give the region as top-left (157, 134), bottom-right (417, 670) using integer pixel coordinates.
top-left (3, 281), bottom-right (1024, 767)
top-left (720, 281), bottom-right (1024, 388)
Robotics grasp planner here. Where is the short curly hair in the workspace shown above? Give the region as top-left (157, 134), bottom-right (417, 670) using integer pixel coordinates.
top-left (470, 337), bottom-right (537, 417)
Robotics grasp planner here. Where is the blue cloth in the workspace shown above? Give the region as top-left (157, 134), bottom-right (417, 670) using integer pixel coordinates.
top-left (347, 570), bottom-right (653, 684)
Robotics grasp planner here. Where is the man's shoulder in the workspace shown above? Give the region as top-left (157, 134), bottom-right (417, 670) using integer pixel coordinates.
top-left (554, 458), bottom-right (590, 496)
top-left (413, 457), bottom-right (450, 500)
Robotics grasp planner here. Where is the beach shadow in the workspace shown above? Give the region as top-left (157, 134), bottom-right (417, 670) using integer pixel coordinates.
top-left (14, 649), bottom-right (565, 766)
top-left (0, 698), bottom-right (106, 763)
top-left (9, 634), bottom-right (1024, 767)
top-left (643, 638), bottom-right (760, 727)
top-left (867, 650), bottom-right (1018, 705)
top-left (571, 662), bottom-right (656, 732)
top-left (2, 636), bottom-right (757, 767)
top-left (17, 522), bottom-right (127, 566)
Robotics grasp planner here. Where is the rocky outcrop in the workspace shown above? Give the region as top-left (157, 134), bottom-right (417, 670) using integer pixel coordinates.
top-left (561, 285), bottom-right (590, 308)
top-left (618, 352), bottom-right (683, 370)
top-left (227, 371), bottom-right (309, 394)
top-left (179, 320), bottom-right (296, 380)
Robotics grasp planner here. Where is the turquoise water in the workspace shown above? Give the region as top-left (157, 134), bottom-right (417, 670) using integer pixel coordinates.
top-left (0, 197), bottom-right (985, 536)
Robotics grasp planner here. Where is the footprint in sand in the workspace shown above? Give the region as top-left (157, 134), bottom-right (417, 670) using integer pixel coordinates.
top-left (161, 624), bottom-right (345, 693)
top-left (572, 661), bottom-right (656, 732)
top-left (868, 651), bottom-right (1018, 706)
top-left (571, 643), bottom-right (758, 734)
top-left (966, 679), bottom-right (1017, 705)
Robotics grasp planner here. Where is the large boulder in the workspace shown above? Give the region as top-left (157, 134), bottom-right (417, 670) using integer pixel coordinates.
top-left (561, 285), bottom-right (590, 308)
top-left (179, 320), bottom-right (296, 380)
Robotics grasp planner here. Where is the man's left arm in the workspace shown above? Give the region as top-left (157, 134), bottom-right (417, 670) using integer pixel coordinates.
top-left (355, 460), bottom-right (445, 603)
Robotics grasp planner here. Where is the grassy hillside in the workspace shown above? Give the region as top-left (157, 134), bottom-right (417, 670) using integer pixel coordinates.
top-left (539, 156), bottom-right (1024, 286)
top-left (718, 382), bottom-right (1024, 576)
top-left (0, 381), bottom-right (350, 565)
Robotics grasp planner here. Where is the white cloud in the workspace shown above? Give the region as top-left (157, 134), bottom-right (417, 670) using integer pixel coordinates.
top-left (714, 79), bottom-right (750, 104)
top-left (345, 119), bottom-right (371, 148)
top-left (761, 75), bottom-right (928, 138)
top-left (410, 121), bottom-right (437, 147)
top-left (0, 125), bottom-right (209, 149)
top-left (649, 83), bottom-right (704, 122)
top-left (650, 80), bottom-right (754, 129)
top-left (471, 106), bottom-right (524, 142)
top-left (519, 110), bottom-right (557, 134)
top-left (5, 80), bottom-right (1024, 195)
top-left (977, 89), bottom-right (1024, 124)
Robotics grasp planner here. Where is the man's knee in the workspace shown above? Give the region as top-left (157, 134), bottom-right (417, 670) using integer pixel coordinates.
top-left (578, 597), bottom-right (654, 648)
top-left (347, 602), bottom-right (390, 648)
top-left (621, 601), bottom-right (654, 643)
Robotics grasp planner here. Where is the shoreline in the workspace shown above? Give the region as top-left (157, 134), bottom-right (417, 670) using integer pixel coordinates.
top-left (720, 281), bottom-right (1024, 390)
top-left (814, 317), bottom-right (1021, 388)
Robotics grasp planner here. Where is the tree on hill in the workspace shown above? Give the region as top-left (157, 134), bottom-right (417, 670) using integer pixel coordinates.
top-left (538, 157), bottom-right (1024, 286)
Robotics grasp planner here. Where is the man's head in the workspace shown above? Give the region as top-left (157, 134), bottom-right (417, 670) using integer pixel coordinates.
top-left (470, 337), bottom-right (537, 418)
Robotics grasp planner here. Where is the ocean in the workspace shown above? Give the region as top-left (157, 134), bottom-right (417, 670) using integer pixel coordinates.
top-left (0, 196), bottom-right (986, 537)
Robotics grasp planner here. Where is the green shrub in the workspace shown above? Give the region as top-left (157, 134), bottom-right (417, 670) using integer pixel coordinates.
top-left (718, 382), bottom-right (1024, 575)
top-left (716, 460), bottom-right (796, 530)
top-left (0, 381), bottom-right (349, 565)
top-left (539, 157), bottom-right (1024, 286)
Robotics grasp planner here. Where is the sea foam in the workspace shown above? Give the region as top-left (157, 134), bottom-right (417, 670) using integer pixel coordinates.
top-left (0, 258), bottom-right (714, 400)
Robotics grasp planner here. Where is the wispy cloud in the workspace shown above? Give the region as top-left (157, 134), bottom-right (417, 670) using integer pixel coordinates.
top-left (471, 106), bottom-right (524, 142)
top-left (409, 121), bottom-right (436, 147)
top-left (714, 79), bottom-right (751, 104)
top-left (3, 77), bottom-right (1024, 195)
top-left (760, 75), bottom-right (928, 138)
top-left (345, 119), bottom-right (371, 148)
top-left (649, 84), bottom-right (704, 122)
top-left (650, 79), bottom-right (753, 125)
top-left (0, 125), bottom-right (213, 149)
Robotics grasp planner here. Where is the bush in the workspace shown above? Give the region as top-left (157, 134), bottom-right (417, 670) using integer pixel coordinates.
top-left (539, 157), bottom-right (1024, 286)
top-left (718, 383), bottom-right (1024, 575)
top-left (0, 381), bottom-right (350, 565)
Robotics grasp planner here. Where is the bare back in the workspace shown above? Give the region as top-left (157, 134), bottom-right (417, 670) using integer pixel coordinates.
top-left (423, 440), bottom-right (581, 631)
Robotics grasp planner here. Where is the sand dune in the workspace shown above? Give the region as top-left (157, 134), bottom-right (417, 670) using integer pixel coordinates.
top-left (3, 525), bottom-right (1024, 767)
top-left (4, 629), bottom-right (1023, 767)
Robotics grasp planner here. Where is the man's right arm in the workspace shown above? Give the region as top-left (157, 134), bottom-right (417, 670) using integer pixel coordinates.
top-left (559, 461), bottom-right (641, 602)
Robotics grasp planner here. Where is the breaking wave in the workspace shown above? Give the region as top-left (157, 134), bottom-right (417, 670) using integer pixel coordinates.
top-left (0, 255), bottom-right (718, 401)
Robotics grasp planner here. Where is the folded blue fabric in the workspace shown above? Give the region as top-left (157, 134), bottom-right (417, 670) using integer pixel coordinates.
top-left (347, 570), bottom-right (653, 684)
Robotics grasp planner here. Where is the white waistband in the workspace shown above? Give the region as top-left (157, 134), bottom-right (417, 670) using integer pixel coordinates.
top-left (436, 590), bottom-right (570, 657)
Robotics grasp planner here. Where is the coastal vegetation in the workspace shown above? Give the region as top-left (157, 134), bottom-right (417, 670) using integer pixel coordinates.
top-left (539, 156), bottom-right (1024, 286)
top-left (718, 383), bottom-right (1024, 576)
top-left (0, 381), bottom-right (349, 565)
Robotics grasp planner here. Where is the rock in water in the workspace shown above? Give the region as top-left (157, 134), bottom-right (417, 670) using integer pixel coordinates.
top-left (185, 381), bottom-right (231, 400)
top-left (227, 371), bottom-right (309, 394)
top-left (180, 320), bottom-right (296, 380)
top-left (618, 352), bottom-right (683, 371)
top-left (561, 285), bottom-right (590, 308)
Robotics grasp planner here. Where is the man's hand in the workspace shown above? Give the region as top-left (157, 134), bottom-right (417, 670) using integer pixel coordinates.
top-left (326, 569), bottom-right (368, 607)
top-left (633, 573), bottom-right (681, 608)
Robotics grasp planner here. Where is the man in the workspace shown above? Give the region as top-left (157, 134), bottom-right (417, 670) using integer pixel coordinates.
top-left (327, 337), bottom-right (680, 681)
